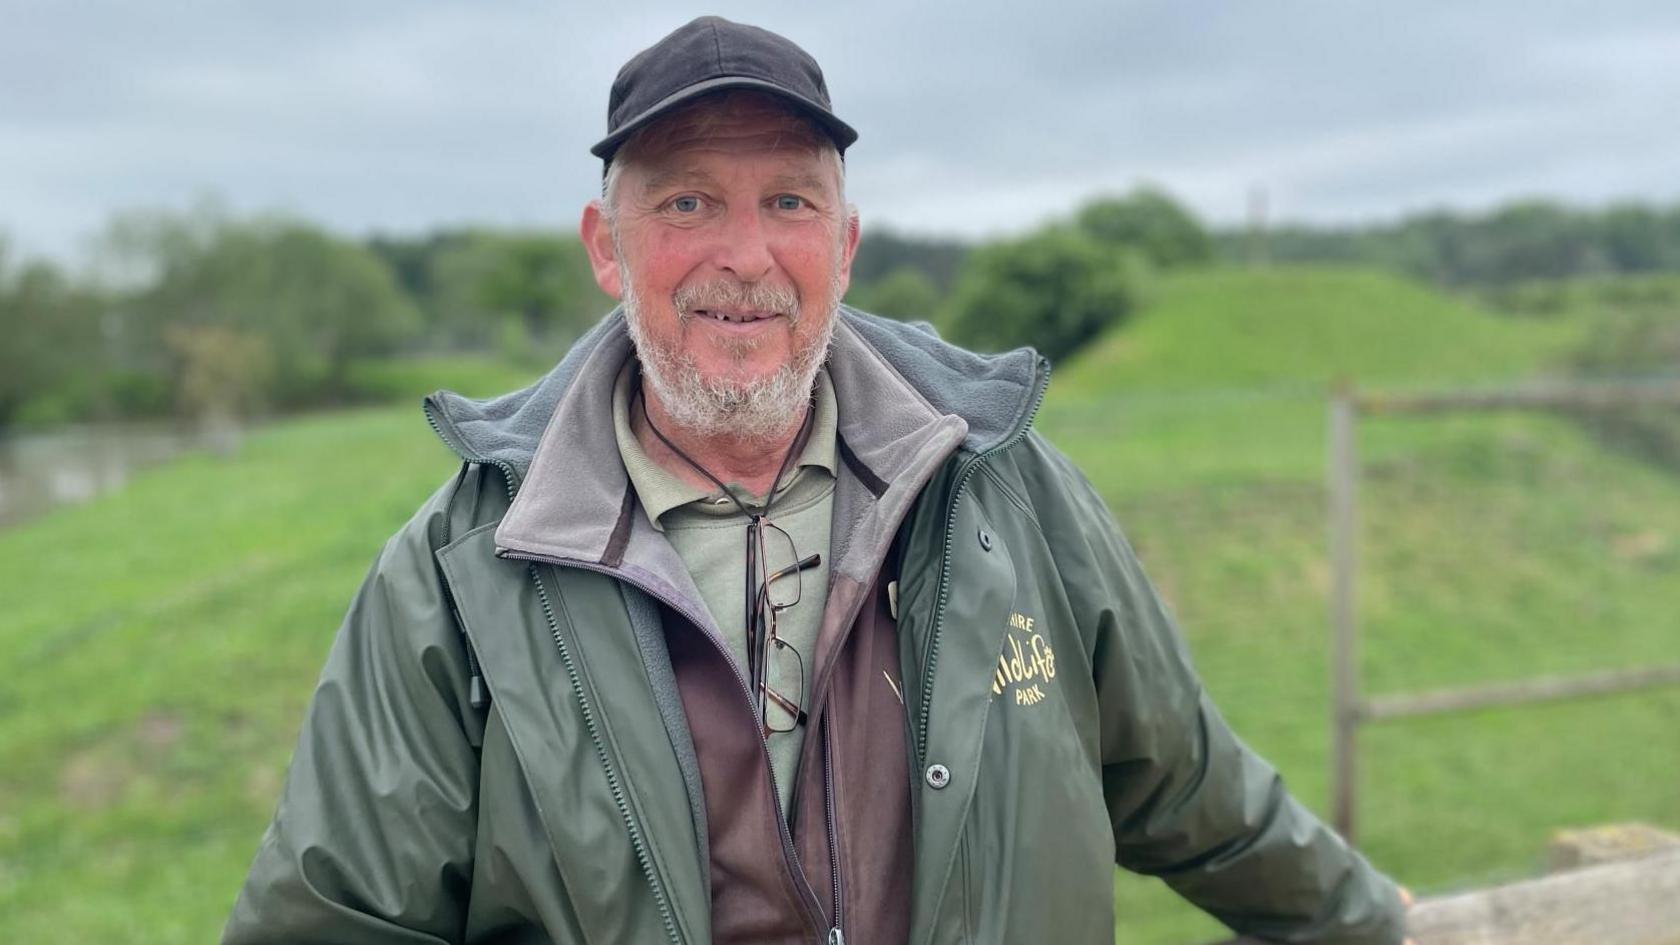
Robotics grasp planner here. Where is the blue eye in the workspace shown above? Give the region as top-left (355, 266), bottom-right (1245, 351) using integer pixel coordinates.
top-left (775, 195), bottom-right (805, 211)
top-left (671, 196), bottom-right (700, 213)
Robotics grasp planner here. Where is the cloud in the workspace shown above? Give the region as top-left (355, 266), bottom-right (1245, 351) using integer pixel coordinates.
top-left (5, 0), bottom-right (1680, 259)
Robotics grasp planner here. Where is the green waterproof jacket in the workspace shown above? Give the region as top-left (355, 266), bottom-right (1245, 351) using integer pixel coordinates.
top-left (224, 308), bottom-right (1407, 945)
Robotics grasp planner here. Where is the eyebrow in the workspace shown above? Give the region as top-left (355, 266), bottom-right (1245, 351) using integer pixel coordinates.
top-left (635, 167), bottom-right (835, 199)
top-left (765, 172), bottom-right (833, 195)
top-left (636, 167), bottom-right (722, 197)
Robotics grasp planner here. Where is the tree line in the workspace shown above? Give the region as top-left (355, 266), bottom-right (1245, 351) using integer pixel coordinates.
top-left (9, 190), bottom-right (1680, 433)
top-left (0, 188), bottom-right (1203, 431)
top-left (1224, 199), bottom-right (1680, 287)
top-left (0, 203), bottom-right (615, 431)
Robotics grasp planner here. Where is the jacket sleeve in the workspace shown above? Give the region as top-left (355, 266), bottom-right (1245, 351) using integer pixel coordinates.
top-left (1031, 437), bottom-right (1407, 944)
top-left (222, 485), bottom-right (482, 944)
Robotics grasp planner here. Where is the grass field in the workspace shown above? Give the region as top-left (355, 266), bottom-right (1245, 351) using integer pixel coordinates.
top-left (2, 268), bottom-right (1677, 943)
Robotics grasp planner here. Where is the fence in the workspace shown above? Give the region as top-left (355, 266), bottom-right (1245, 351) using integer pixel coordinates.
top-left (1326, 379), bottom-right (1680, 841)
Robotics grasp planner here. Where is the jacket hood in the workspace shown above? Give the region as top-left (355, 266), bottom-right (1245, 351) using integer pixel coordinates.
top-left (422, 305), bottom-right (1049, 486)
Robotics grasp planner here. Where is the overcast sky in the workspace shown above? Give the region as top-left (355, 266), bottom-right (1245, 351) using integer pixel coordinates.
top-left (5, 1), bottom-right (1680, 260)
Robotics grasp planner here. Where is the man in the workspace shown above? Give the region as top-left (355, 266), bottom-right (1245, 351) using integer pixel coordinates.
top-left (225, 16), bottom-right (1410, 945)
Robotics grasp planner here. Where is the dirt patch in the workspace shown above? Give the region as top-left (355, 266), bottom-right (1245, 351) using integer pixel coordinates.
top-left (58, 748), bottom-right (128, 811)
top-left (1611, 529), bottom-right (1669, 562)
top-left (136, 711), bottom-right (183, 752)
top-left (57, 711), bottom-right (184, 811)
top-left (244, 764), bottom-right (282, 806)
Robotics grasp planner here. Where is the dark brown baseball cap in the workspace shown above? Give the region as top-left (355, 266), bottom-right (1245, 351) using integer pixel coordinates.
top-left (590, 16), bottom-right (858, 162)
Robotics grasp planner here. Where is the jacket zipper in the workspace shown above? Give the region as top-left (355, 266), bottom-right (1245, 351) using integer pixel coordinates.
top-left (823, 717), bottom-right (845, 945)
top-left (914, 361), bottom-right (1051, 768)
top-left (501, 547), bottom-right (831, 938)
top-left (528, 563), bottom-right (684, 945)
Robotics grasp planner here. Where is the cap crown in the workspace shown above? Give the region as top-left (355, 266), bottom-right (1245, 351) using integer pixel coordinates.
top-left (592, 16), bottom-right (857, 160)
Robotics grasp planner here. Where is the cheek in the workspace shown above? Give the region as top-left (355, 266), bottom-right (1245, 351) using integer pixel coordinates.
top-left (625, 229), bottom-right (705, 290)
top-left (778, 231), bottom-right (845, 284)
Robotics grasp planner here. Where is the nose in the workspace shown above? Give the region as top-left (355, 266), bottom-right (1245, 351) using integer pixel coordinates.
top-left (711, 202), bottom-right (775, 284)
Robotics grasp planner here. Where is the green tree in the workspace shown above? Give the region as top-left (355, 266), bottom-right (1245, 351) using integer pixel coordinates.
top-left (1461, 200), bottom-right (1610, 285)
top-left (847, 265), bottom-right (941, 322)
top-left (944, 226), bottom-right (1142, 364)
top-left (0, 244), bottom-right (103, 427)
top-left (1075, 187), bottom-right (1212, 269)
top-left (425, 230), bottom-right (607, 356)
top-left (1221, 198), bottom-right (1680, 286)
top-left (849, 229), bottom-right (970, 292)
top-left (106, 207), bottom-right (420, 410)
top-left (1601, 203), bottom-right (1671, 272)
top-left (163, 323), bottom-right (273, 428)
top-left (479, 233), bottom-right (601, 341)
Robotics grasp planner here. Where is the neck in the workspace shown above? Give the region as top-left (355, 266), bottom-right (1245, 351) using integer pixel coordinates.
top-left (635, 379), bottom-right (811, 499)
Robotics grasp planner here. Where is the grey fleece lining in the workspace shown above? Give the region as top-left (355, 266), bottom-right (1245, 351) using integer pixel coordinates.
top-left (423, 311), bottom-right (625, 486)
top-left (836, 306), bottom-right (1044, 454)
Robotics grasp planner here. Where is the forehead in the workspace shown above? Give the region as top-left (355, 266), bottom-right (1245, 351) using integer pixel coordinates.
top-left (617, 92), bottom-right (836, 184)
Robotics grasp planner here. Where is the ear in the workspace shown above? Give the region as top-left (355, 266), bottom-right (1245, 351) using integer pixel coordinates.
top-left (580, 199), bottom-right (623, 299)
top-left (835, 207), bottom-right (862, 299)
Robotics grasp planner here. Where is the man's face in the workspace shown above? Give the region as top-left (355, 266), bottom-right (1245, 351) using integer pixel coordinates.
top-left (582, 93), bottom-right (860, 438)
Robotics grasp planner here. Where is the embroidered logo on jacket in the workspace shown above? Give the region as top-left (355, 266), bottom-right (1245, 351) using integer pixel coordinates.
top-left (992, 612), bottom-right (1057, 706)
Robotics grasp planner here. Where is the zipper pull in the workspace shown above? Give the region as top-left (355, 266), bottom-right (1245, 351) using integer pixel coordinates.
top-left (828, 928), bottom-right (845, 945)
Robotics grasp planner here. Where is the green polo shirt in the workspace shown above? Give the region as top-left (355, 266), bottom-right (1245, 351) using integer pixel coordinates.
top-left (612, 359), bottom-right (836, 816)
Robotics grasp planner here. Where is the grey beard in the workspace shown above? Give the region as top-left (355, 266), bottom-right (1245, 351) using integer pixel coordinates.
top-left (622, 267), bottom-right (840, 443)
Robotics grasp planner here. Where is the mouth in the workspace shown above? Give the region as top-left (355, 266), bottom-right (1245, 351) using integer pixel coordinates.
top-left (691, 308), bottom-right (783, 324)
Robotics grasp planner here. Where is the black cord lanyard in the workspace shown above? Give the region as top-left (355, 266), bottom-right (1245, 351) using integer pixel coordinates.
top-left (636, 386), bottom-right (817, 718)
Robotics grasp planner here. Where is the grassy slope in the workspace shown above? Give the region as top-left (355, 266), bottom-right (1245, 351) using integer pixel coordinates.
top-left (0, 362), bottom-right (544, 943)
top-left (1035, 268), bottom-right (1680, 943)
top-left (2, 273), bottom-right (1677, 942)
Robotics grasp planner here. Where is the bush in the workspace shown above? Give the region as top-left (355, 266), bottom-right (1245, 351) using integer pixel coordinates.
top-left (846, 265), bottom-right (942, 322)
top-left (1075, 187), bottom-right (1212, 269)
top-left (1569, 279), bottom-right (1680, 467)
top-left (944, 226), bottom-right (1144, 365)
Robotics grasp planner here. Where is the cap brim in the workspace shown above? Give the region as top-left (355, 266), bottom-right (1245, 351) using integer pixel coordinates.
top-left (590, 75), bottom-right (858, 160)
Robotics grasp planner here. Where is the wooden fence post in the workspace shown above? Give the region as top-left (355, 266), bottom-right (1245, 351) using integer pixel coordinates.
top-left (1329, 382), bottom-right (1361, 842)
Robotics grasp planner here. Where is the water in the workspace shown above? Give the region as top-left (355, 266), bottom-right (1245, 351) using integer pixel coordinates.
top-left (0, 423), bottom-right (213, 528)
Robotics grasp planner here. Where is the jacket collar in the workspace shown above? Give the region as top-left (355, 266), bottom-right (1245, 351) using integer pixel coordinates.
top-left (424, 307), bottom-right (1048, 629)
top-left (424, 307), bottom-right (1048, 490)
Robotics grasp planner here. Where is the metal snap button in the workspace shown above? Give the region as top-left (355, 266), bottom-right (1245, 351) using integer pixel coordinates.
top-left (925, 763), bottom-right (951, 789)
top-left (977, 529), bottom-right (993, 551)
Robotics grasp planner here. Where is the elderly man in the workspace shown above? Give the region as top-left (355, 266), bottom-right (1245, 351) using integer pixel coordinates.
top-left (225, 16), bottom-right (1410, 945)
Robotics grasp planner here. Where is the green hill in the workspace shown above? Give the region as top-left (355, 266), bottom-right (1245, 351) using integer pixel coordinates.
top-left (1054, 266), bottom-right (1585, 395)
top-left (1, 269), bottom-right (1676, 944)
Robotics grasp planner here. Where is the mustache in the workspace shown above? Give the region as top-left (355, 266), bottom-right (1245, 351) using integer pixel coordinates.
top-left (672, 279), bottom-right (802, 320)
